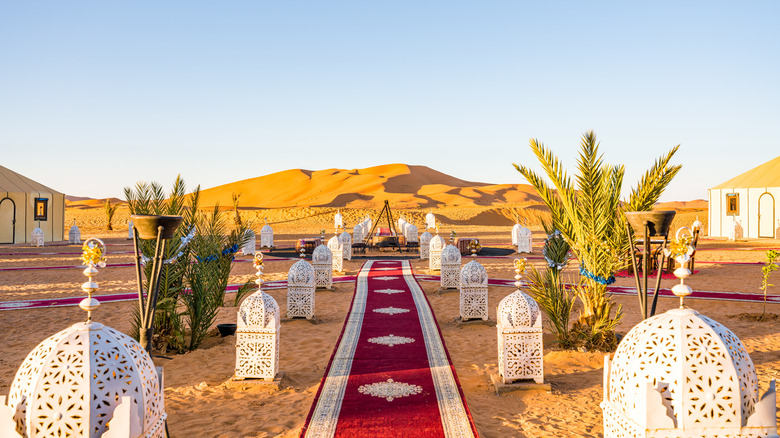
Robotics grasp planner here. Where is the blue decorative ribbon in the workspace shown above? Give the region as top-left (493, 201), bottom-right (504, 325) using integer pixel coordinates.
top-left (196, 244), bottom-right (239, 263)
top-left (579, 265), bottom-right (616, 285)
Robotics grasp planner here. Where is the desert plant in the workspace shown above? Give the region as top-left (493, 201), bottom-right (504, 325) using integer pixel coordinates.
top-left (525, 265), bottom-right (576, 348)
top-left (104, 199), bottom-right (119, 230)
top-left (760, 249), bottom-right (779, 317)
top-left (514, 131), bottom-right (681, 348)
top-left (124, 176), bottom-right (199, 353)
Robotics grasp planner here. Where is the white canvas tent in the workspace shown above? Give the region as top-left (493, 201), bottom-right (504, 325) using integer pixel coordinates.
top-left (0, 165), bottom-right (65, 244)
top-left (709, 156), bottom-right (780, 239)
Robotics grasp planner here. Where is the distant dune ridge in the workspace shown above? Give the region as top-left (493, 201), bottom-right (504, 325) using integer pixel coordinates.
top-left (197, 163), bottom-right (543, 209)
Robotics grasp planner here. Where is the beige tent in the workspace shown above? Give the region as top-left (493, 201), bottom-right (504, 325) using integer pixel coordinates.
top-left (709, 156), bottom-right (780, 239)
top-left (0, 165), bottom-right (65, 244)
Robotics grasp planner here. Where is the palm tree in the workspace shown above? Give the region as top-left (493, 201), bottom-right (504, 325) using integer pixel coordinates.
top-left (104, 199), bottom-right (119, 230)
top-left (514, 131), bottom-right (680, 349)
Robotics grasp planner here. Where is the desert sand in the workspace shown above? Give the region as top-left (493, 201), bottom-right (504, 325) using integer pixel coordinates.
top-left (1, 205), bottom-right (778, 437)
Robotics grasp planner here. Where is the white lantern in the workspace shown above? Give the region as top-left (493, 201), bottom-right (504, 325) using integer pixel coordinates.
top-left (260, 223), bottom-right (274, 248)
top-left (240, 229), bottom-right (256, 255)
top-left (235, 289), bottom-right (280, 380)
top-left (128, 219), bottom-right (134, 240)
top-left (30, 226), bottom-right (44, 247)
top-left (517, 226), bottom-right (532, 253)
top-left (512, 222), bottom-right (522, 245)
top-left (461, 260), bottom-right (489, 322)
top-left (353, 224), bottom-right (364, 244)
top-left (405, 224), bottom-right (419, 243)
top-left (69, 220), bottom-right (81, 244)
top-left (440, 244), bottom-right (461, 290)
top-left (602, 302), bottom-right (777, 437)
top-left (334, 209), bottom-right (343, 229)
top-left (419, 231), bottom-right (432, 259)
top-left (339, 231), bottom-right (352, 261)
top-left (328, 236), bottom-right (343, 272)
top-left (286, 259), bottom-right (315, 319)
top-left (428, 234), bottom-right (445, 271)
top-left (425, 211), bottom-right (436, 230)
top-left (496, 266), bottom-right (543, 384)
top-left (312, 244), bottom-right (333, 289)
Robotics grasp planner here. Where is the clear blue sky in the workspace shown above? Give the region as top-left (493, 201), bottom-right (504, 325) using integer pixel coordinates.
top-left (1, 1), bottom-right (777, 202)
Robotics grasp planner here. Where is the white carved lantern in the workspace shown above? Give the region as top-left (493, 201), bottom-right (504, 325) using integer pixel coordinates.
top-left (497, 260), bottom-right (543, 384)
top-left (312, 244), bottom-right (333, 289)
top-left (240, 229), bottom-right (256, 255)
top-left (1, 239), bottom-right (167, 437)
top-left (30, 226), bottom-right (44, 247)
top-left (339, 231), bottom-right (352, 261)
top-left (461, 260), bottom-right (489, 322)
top-left (729, 218), bottom-right (744, 241)
top-left (511, 222), bottom-right (522, 245)
top-left (397, 217), bottom-right (406, 232)
top-left (334, 209), bottom-right (343, 229)
top-left (352, 224), bottom-right (364, 244)
top-left (420, 231), bottom-right (432, 259)
top-left (328, 236), bottom-right (343, 272)
top-left (286, 259), bottom-right (315, 319)
top-left (425, 211), bottom-right (436, 230)
top-left (235, 256), bottom-right (280, 381)
top-left (440, 244), bottom-right (462, 290)
top-left (428, 234), bottom-right (445, 271)
top-left (517, 226), bottom-right (532, 253)
top-left (601, 302), bottom-right (777, 437)
top-left (69, 220), bottom-right (81, 244)
top-left (128, 220), bottom-right (134, 239)
top-left (260, 223), bottom-right (274, 248)
top-left (405, 224), bottom-right (419, 243)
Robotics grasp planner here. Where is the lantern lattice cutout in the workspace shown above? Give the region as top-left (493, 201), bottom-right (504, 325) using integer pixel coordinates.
top-left (287, 259), bottom-right (315, 319)
top-left (69, 221), bottom-right (81, 244)
top-left (339, 231), bottom-right (352, 261)
top-left (419, 231), bottom-right (432, 259)
top-left (516, 226), bottom-right (532, 253)
top-left (440, 244), bottom-right (461, 289)
top-left (601, 306), bottom-right (778, 437)
top-left (260, 223), bottom-right (274, 248)
top-left (405, 224), bottom-right (419, 243)
top-left (235, 290), bottom-right (280, 380)
top-left (352, 225), bottom-right (364, 244)
top-left (327, 236), bottom-right (343, 272)
top-left (460, 260), bottom-right (488, 321)
top-left (240, 229), bottom-right (256, 255)
top-left (511, 223), bottom-right (522, 245)
top-left (312, 244), bottom-right (333, 289)
top-left (30, 227), bottom-right (44, 247)
top-left (428, 235), bottom-right (445, 271)
top-left (425, 211), bottom-right (436, 229)
top-left (497, 283), bottom-right (543, 384)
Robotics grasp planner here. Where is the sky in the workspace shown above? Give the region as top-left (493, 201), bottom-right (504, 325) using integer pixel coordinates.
top-left (1, 1), bottom-right (778, 202)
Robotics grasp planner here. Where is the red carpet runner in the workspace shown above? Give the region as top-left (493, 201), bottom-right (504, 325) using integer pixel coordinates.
top-left (301, 260), bottom-right (478, 438)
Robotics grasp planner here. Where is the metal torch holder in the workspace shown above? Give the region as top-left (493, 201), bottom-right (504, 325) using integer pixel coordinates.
top-left (626, 221), bottom-right (669, 320)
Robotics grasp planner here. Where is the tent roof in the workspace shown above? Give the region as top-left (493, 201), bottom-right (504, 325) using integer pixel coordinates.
top-left (711, 155), bottom-right (780, 190)
top-left (0, 164), bottom-right (63, 195)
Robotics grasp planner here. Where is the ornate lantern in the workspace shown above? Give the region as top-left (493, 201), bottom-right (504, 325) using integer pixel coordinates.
top-left (516, 223), bottom-right (532, 254)
top-left (30, 226), bottom-right (44, 247)
top-left (425, 211), bottom-right (436, 230)
top-left (287, 259), bottom-right (316, 319)
top-left (68, 219), bottom-right (81, 244)
top-left (405, 224), bottom-right (419, 243)
top-left (260, 219), bottom-right (274, 249)
top-left (601, 280), bottom-right (777, 437)
top-left (460, 259), bottom-right (489, 321)
top-left (339, 230), bottom-right (352, 261)
top-left (428, 234), bottom-right (446, 271)
top-left (496, 259), bottom-right (543, 384)
top-left (334, 209), bottom-right (343, 230)
top-left (235, 254), bottom-right (280, 380)
top-left (352, 224), bottom-right (364, 244)
top-left (240, 229), bottom-right (256, 255)
top-left (327, 235), bottom-right (343, 272)
top-left (312, 244), bottom-right (333, 289)
top-left (440, 244), bottom-right (462, 290)
top-left (419, 231), bottom-right (432, 260)
top-left (0, 238), bottom-right (167, 437)
top-left (511, 221), bottom-right (522, 245)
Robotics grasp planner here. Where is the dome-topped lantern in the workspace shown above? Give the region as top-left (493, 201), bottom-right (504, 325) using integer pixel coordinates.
top-left (405, 224), bottom-right (419, 244)
top-left (339, 230), bottom-right (352, 261)
top-left (30, 226), bottom-right (44, 247)
top-left (235, 254), bottom-right (281, 380)
top-left (312, 244), bottom-right (333, 290)
top-left (287, 259), bottom-right (316, 319)
top-left (0, 238), bottom-right (167, 437)
top-left (428, 234), bottom-right (446, 271)
top-left (426, 211), bottom-right (436, 230)
top-left (334, 209), bottom-right (343, 230)
top-left (69, 219), bottom-right (81, 244)
top-left (511, 222), bottom-right (521, 245)
top-left (419, 231), bottom-right (432, 260)
top-left (327, 236), bottom-right (343, 273)
top-left (497, 259), bottom-right (543, 384)
top-left (260, 219), bottom-right (274, 249)
top-left (460, 259), bottom-right (489, 322)
top-left (352, 224), bottom-right (364, 245)
top-left (440, 244), bottom-right (462, 290)
top-left (601, 276), bottom-right (778, 437)
top-left (516, 224), bottom-right (533, 254)
top-left (240, 229), bottom-right (256, 255)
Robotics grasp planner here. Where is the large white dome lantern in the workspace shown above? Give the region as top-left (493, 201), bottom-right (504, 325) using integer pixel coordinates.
top-left (428, 234), bottom-right (446, 271)
top-left (419, 231), bottom-right (432, 260)
top-left (0, 238), bottom-right (166, 437)
top-left (460, 259), bottom-right (489, 322)
top-left (327, 235), bottom-right (343, 272)
top-left (440, 244), bottom-right (461, 290)
top-left (312, 244), bottom-right (333, 289)
top-left (260, 219), bottom-right (274, 249)
top-left (601, 279), bottom-right (777, 437)
top-left (287, 259), bottom-right (316, 319)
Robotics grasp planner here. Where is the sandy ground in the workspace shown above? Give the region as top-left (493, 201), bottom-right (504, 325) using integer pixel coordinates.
top-left (1, 222), bottom-right (778, 437)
